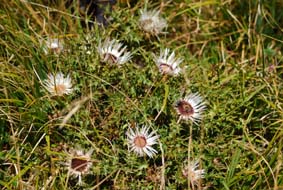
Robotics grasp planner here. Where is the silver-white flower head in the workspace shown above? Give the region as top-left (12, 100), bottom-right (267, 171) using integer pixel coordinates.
top-left (97, 38), bottom-right (132, 65)
top-left (43, 38), bottom-right (64, 54)
top-left (175, 93), bottom-right (206, 124)
top-left (126, 125), bottom-right (159, 158)
top-left (182, 160), bottom-right (205, 185)
top-left (139, 9), bottom-right (167, 35)
top-left (43, 72), bottom-right (73, 96)
top-left (154, 48), bottom-right (183, 76)
top-left (66, 148), bottom-right (93, 185)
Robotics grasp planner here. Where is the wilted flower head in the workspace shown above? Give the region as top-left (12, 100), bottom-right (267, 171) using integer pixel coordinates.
top-left (66, 148), bottom-right (93, 185)
top-left (97, 38), bottom-right (132, 65)
top-left (154, 48), bottom-right (183, 76)
top-left (43, 72), bottom-right (73, 96)
top-left (139, 9), bottom-right (167, 35)
top-left (182, 160), bottom-right (205, 185)
top-left (126, 125), bottom-right (159, 158)
top-left (175, 93), bottom-right (206, 124)
top-left (42, 38), bottom-right (64, 54)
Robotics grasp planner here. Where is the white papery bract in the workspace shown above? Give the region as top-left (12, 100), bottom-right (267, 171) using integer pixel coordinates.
top-left (126, 125), bottom-right (159, 158)
top-left (139, 9), bottom-right (167, 35)
top-left (154, 48), bottom-right (183, 76)
top-left (98, 38), bottom-right (132, 65)
top-left (43, 72), bottom-right (73, 96)
top-left (175, 93), bottom-right (206, 124)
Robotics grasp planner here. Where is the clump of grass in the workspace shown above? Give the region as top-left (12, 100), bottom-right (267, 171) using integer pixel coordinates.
top-left (1, 0), bottom-right (283, 189)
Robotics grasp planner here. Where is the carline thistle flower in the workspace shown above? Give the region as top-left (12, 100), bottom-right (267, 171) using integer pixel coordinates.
top-left (126, 125), bottom-right (159, 158)
top-left (182, 160), bottom-right (205, 186)
top-left (66, 148), bottom-right (93, 185)
top-left (43, 38), bottom-right (64, 54)
top-left (97, 38), bottom-right (132, 65)
top-left (154, 48), bottom-right (183, 76)
top-left (43, 72), bottom-right (73, 96)
top-left (175, 93), bottom-right (206, 124)
top-left (139, 9), bottom-right (167, 36)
